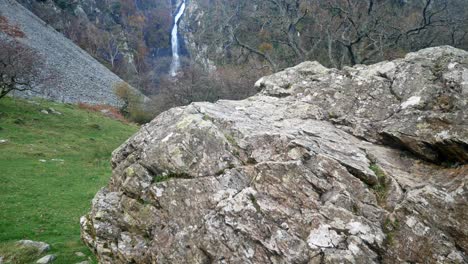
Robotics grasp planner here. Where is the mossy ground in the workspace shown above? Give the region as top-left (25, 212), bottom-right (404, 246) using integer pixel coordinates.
top-left (0, 97), bottom-right (138, 263)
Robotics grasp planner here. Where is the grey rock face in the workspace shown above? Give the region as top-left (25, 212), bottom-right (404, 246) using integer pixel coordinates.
top-left (36, 254), bottom-right (55, 264)
top-left (0, 0), bottom-right (132, 107)
top-left (17, 240), bottom-right (50, 254)
top-left (81, 46), bottom-right (467, 263)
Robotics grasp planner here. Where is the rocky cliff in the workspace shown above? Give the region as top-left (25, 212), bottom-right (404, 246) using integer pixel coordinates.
top-left (0, 0), bottom-right (129, 106)
top-left (81, 46), bottom-right (467, 263)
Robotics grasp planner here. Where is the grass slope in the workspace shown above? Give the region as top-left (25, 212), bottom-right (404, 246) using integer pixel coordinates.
top-left (0, 97), bottom-right (138, 263)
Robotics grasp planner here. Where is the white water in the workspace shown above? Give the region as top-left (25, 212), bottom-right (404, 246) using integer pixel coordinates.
top-left (169, 0), bottom-right (186, 77)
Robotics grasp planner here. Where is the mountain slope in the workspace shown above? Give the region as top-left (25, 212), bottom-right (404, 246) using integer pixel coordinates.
top-left (0, 0), bottom-right (129, 106)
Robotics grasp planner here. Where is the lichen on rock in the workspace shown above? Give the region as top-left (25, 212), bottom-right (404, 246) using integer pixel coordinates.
top-left (81, 46), bottom-right (467, 264)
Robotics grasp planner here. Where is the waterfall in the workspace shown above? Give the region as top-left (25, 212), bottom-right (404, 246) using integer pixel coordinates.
top-left (169, 0), bottom-right (186, 77)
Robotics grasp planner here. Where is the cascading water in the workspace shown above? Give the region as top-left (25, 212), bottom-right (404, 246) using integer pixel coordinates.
top-left (169, 0), bottom-right (186, 77)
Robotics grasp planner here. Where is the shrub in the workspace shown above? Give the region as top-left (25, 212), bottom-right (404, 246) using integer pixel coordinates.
top-left (77, 103), bottom-right (127, 122)
top-left (0, 16), bottom-right (25, 38)
top-left (114, 82), bottom-right (153, 124)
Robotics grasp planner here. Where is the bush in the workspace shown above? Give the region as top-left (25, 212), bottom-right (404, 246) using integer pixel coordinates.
top-left (114, 82), bottom-right (153, 124)
top-left (77, 103), bottom-right (127, 122)
top-left (149, 62), bottom-right (263, 116)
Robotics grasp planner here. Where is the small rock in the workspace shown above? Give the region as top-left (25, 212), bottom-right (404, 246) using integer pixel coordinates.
top-left (74, 252), bottom-right (85, 257)
top-left (0, 256), bottom-right (4, 264)
top-left (75, 261), bottom-right (89, 264)
top-left (18, 240), bottom-right (50, 254)
top-left (0, 139), bottom-right (8, 144)
top-left (39, 159), bottom-right (47, 163)
top-left (51, 159), bottom-right (64, 162)
top-left (27, 100), bottom-right (40, 105)
top-left (48, 108), bottom-right (62, 115)
top-left (447, 251), bottom-right (464, 263)
top-left (40, 110), bottom-right (49, 115)
top-left (36, 254), bottom-right (56, 264)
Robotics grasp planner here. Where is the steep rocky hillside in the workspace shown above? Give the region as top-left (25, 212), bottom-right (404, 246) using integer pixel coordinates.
top-left (16, 0), bottom-right (468, 96)
top-left (16, 0), bottom-right (174, 92)
top-left (81, 46), bottom-right (467, 263)
top-left (0, 0), bottom-right (129, 106)
top-left (181, 0), bottom-right (468, 72)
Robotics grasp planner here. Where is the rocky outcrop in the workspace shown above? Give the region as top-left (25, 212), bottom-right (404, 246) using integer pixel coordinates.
top-left (180, 0), bottom-right (218, 72)
top-left (17, 240), bottom-right (50, 255)
top-left (0, 0), bottom-right (132, 106)
top-left (81, 46), bottom-right (467, 263)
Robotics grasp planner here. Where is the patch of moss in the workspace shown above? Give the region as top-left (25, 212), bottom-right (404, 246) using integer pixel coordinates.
top-left (352, 203), bottom-right (360, 214)
top-left (85, 216), bottom-right (97, 240)
top-left (224, 133), bottom-right (237, 146)
top-left (0, 243), bottom-right (42, 264)
top-left (249, 194), bottom-right (262, 214)
top-left (153, 172), bottom-right (190, 183)
top-left (369, 164), bottom-right (386, 179)
top-left (369, 164), bottom-right (389, 206)
top-left (202, 114), bottom-right (214, 122)
top-left (153, 175), bottom-right (172, 183)
top-left (383, 217), bottom-right (400, 246)
top-left (283, 83), bottom-right (293, 89)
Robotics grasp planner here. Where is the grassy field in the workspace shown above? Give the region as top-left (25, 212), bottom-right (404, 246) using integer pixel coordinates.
top-left (0, 97), bottom-right (139, 263)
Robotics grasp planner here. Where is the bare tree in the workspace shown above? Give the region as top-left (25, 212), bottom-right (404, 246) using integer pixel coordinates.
top-left (0, 40), bottom-right (43, 99)
top-left (0, 16), bottom-right (42, 99)
top-left (221, 0), bottom-right (468, 70)
top-left (101, 29), bottom-right (122, 69)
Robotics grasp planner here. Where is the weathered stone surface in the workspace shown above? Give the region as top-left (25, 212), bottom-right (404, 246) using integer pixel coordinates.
top-left (36, 254), bottom-right (55, 264)
top-left (17, 240), bottom-right (50, 254)
top-left (82, 46), bottom-right (467, 264)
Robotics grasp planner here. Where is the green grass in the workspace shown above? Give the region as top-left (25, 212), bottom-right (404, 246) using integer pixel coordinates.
top-left (0, 97), bottom-right (138, 263)
top-left (369, 163), bottom-right (389, 207)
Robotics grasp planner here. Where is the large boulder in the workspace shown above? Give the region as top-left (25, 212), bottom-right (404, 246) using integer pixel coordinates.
top-left (81, 46), bottom-right (467, 263)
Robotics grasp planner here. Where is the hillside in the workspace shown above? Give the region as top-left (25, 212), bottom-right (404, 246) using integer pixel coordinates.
top-left (13, 0), bottom-right (468, 102)
top-left (0, 97), bottom-right (138, 263)
top-left (0, 0), bottom-right (130, 107)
